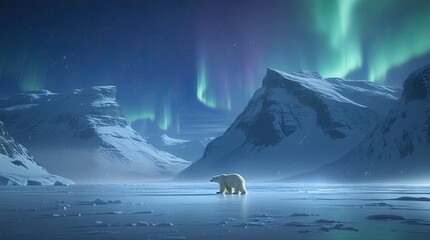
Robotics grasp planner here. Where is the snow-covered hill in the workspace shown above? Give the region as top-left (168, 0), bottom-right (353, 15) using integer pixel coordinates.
top-left (0, 86), bottom-right (189, 183)
top-left (177, 68), bottom-right (401, 181)
top-left (286, 65), bottom-right (430, 183)
top-left (146, 134), bottom-right (215, 162)
top-left (0, 121), bottom-right (73, 186)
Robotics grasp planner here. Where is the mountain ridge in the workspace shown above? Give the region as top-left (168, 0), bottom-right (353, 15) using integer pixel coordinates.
top-left (0, 121), bottom-right (74, 186)
top-left (177, 68), bottom-right (401, 181)
top-left (285, 64), bottom-right (430, 183)
top-left (0, 86), bottom-right (190, 183)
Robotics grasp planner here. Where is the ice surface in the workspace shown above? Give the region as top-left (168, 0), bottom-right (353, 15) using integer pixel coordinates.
top-left (1, 184), bottom-right (430, 240)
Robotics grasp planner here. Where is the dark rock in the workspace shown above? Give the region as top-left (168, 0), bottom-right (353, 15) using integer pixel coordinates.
top-left (315, 219), bottom-right (336, 224)
top-left (27, 180), bottom-right (42, 186)
top-left (339, 227), bottom-right (359, 231)
top-left (319, 226), bottom-right (330, 232)
top-left (290, 213), bottom-right (316, 217)
top-left (367, 215), bottom-right (405, 221)
top-left (403, 65), bottom-right (429, 103)
top-left (401, 219), bottom-right (430, 226)
top-left (0, 176), bottom-right (12, 186)
top-left (284, 222), bottom-right (310, 227)
top-left (394, 196), bottom-right (430, 201)
top-left (333, 223), bottom-right (344, 229)
top-left (11, 160), bottom-right (28, 169)
top-left (54, 181), bottom-right (66, 186)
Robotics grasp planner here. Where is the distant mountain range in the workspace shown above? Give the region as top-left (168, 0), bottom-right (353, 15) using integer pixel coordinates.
top-left (0, 121), bottom-right (73, 186)
top-left (0, 86), bottom-right (189, 183)
top-left (286, 64), bottom-right (430, 183)
top-left (177, 68), bottom-right (401, 181)
top-left (146, 134), bottom-right (214, 162)
top-left (2, 65), bottom-right (426, 184)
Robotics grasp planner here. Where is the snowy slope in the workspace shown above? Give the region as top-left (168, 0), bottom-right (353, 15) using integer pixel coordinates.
top-left (177, 68), bottom-right (401, 181)
top-left (146, 134), bottom-right (215, 162)
top-left (0, 121), bottom-right (73, 186)
top-left (0, 86), bottom-right (189, 183)
top-left (286, 64), bottom-right (430, 183)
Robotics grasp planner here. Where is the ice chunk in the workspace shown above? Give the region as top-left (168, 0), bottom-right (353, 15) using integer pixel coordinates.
top-left (157, 222), bottom-right (174, 227)
top-left (137, 221), bottom-right (153, 226)
top-left (290, 213), bottom-right (319, 217)
top-left (240, 222), bottom-right (266, 227)
top-left (93, 199), bottom-right (109, 205)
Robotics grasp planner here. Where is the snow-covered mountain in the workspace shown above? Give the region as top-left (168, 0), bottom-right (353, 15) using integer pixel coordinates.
top-left (286, 65), bottom-right (430, 183)
top-left (0, 86), bottom-right (189, 183)
top-left (177, 68), bottom-right (401, 181)
top-left (0, 121), bottom-right (73, 186)
top-left (146, 134), bottom-right (215, 162)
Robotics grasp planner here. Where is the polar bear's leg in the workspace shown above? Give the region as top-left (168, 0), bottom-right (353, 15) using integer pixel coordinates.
top-left (238, 183), bottom-right (247, 194)
top-left (217, 183), bottom-right (226, 194)
top-left (226, 186), bottom-right (233, 194)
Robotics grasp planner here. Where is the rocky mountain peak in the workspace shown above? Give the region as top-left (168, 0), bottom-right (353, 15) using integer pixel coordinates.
top-left (403, 64), bottom-right (430, 104)
top-left (262, 68), bottom-right (322, 88)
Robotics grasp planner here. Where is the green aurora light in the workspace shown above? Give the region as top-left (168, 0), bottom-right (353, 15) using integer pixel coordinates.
top-left (310, 0), bottom-right (362, 78)
top-left (196, 49), bottom-right (232, 111)
top-left (157, 99), bottom-right (172, 131)
top-left (367, 7), bottom-right (430, 81)
top-left (197, 53), bottom-right (217, 109)
top-left (309, 0), bottom-right (430, 82)
top-left (125, 110), bottom-right (155, 125)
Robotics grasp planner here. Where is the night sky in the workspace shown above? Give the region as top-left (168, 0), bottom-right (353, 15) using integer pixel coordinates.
top-left (1, 0), bottom-right (429, 138)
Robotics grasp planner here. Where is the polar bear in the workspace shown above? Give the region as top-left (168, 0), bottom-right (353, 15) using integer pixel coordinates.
top-left (210, 173), bottom-right (247, 194)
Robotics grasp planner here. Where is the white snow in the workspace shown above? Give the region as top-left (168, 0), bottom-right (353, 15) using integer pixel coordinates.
top-left (0, 121), bottom-right (74, 186)
top-left (287, 65), bottom-right (430, 182)
top-left (179, 68), bottom-right (401, 180)
top-left (0, 86), bottom-right (190, 183)
top-left (161, 134), bottom-right (190, 146)
top-left (0, 154), bottom-right (73, 186)
top-left (272, 68), bottom-right (366, 107)
top-left (146, 135), bottom-right (215, 162)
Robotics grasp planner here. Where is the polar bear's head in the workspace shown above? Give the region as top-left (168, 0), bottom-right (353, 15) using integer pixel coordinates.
top-left (210, 175), bottom-right (221, 183)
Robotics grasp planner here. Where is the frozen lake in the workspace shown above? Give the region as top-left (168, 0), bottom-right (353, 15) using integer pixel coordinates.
top-left (1, 183), bottom-right (430, 240)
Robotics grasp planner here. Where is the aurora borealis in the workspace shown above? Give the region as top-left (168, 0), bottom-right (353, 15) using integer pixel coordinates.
top-left (0, 0), bottom-right (429, 138)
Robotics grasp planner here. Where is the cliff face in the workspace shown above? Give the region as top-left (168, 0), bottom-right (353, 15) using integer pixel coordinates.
top-left (178, 68), bottom-right (401, 181)
top-left (287, 64), bottom-right (430, 183)
top-left (0, 121), bottom-right (73, 186)
top-left (0, 86), bottom-right (189, 183)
